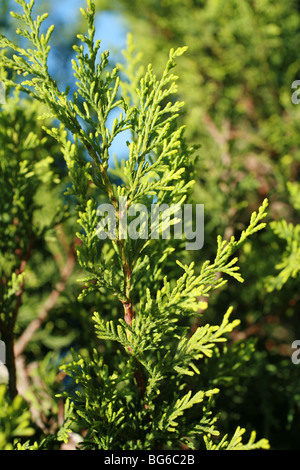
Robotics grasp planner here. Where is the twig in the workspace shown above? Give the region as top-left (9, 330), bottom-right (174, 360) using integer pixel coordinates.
top-left (4, 235), bottom-right (34, 400)
top-left (203, 113), bottom-right (231, 166)
top-left (14, 230), bottom-right (77, 358)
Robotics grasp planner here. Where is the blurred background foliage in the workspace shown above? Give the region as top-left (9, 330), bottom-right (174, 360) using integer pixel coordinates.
top-left (0, 0), bottom-right (300, 449)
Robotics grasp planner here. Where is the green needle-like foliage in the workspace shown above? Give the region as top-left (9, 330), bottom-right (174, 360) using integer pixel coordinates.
top-left (265, 181), bottom-right (300, 291)
top-left (0, 0), bottom-right (271, 450)
top-left (0, 385), bottom-right (34, 450)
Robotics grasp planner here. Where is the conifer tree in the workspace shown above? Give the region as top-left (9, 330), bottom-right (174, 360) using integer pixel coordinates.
top-left (94, 0), bottom-right (300, 447)
top-left (0, 0), bottom-right (271, 449)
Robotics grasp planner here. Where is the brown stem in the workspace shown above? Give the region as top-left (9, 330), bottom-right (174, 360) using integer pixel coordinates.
top-left (134, 359), bottom-right (147, 402)
top-left (3, 330), bottom-right (17, 400)
top-left (123, 300), bottom-right (134, 327)
top-left (120, 258), bottom-right (148, 404)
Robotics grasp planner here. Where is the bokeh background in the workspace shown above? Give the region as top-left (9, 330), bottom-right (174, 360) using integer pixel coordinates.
top-left (1, 0), bottom-right (300, 449)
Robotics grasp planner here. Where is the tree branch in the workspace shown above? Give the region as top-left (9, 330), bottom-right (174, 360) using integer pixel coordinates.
top-left (14, 229), bottom-right (77, 358)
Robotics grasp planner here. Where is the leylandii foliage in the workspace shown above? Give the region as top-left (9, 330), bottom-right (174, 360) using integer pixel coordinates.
top-left (265, 181), bottom-right (300, 292)
top-left (0, 0), bottom-right (270, 450)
